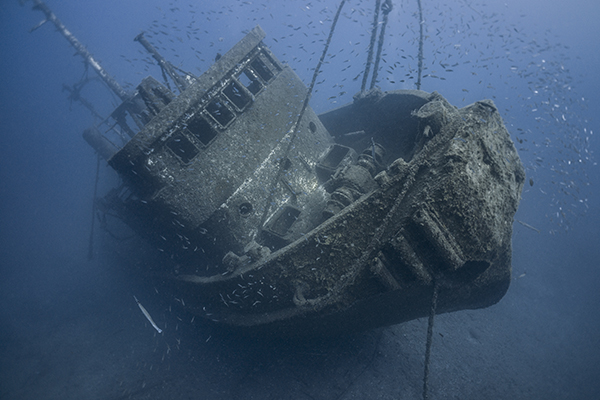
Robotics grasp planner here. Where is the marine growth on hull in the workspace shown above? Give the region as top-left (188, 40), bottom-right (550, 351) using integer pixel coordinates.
top-left (28, 1), bottom-right (524, 336)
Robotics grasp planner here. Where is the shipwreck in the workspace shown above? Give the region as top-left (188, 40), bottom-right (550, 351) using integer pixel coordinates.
top-left (26, 0), bottom-right (524, 336)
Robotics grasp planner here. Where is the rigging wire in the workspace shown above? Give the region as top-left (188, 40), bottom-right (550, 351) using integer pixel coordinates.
top-left (362, 0), bottom-right (425, 91)
top-left (370, 0), bottom-right (393, 90)
top-left (361, 0), bottom-right (382, 92)
top-left (422, 279), bottom-right (439, 400)
top-left (416, 0), bottom-right (425, 90)
top-left (259, 0), bottom-right (347, 228)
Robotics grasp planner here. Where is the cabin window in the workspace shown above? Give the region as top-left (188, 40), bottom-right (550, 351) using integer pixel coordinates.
top-left (251, 56), bottom-right (274, 82)
top-left (186, 113), bottom-right (218, 147)
top-left (166, 132), bottom-right (199, 164)
top-left (206, 97), bottom-right (235, 127)
top-left (239, 69), bottom-right (262, 95)
top-left (223, 80), bottom-right (252, 111)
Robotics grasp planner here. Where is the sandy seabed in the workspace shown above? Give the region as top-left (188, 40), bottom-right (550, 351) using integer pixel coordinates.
top-left (1, 235), bottom-right (598, 400)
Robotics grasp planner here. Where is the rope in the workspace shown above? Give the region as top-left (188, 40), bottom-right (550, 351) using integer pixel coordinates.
top-left (416, 0), bottom-right (424, 90)
top-left (370, 0), bottom-right (393, 90)
top-left (361, 0), bottom-right (382, 92)
top-left (291, 0), bottom-right (346, 138)
top-left (259, 0), bottom-right (347, 227)
top-left (422, 279), bottom-right (439, 400)
top-left (87, 154), bottom-right (101, 260)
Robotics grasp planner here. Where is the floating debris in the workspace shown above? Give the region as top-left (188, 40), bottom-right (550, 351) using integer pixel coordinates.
top-left (134, 295), bottom-right (163, 334)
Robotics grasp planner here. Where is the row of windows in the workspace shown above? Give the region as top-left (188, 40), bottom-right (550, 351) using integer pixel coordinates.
top-left (166, 52), bottom-right (280, 164)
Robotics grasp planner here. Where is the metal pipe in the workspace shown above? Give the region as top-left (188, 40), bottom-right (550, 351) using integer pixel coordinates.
top-left (28, 0), bottom-right (130, 101)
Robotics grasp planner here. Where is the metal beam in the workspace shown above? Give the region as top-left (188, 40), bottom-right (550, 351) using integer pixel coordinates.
top-left (27, 0), bottom-right (130, 101)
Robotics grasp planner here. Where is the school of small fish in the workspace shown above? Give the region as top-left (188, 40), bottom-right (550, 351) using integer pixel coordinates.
top-left (110, 0), bottom-right (592, 235)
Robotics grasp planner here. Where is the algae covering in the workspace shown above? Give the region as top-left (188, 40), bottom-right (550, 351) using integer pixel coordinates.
top-left (83, 26), bottom-right (524, 336)
top-left (161, 90), bottom-right (525, 336)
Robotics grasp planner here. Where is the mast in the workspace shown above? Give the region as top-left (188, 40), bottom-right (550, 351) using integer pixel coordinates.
top-left (26, 0), bottom-right (130, 101)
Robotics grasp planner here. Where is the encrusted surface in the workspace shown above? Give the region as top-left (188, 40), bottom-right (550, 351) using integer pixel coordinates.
top-left (167, 91), bottom-right (525, 335)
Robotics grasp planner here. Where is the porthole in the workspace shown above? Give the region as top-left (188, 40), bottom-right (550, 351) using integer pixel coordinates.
top-left (239, 202), bottom-right (253, 216)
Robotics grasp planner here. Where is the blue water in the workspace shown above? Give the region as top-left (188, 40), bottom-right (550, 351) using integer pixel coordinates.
top-left (1, 1), bottom-right (598, 399)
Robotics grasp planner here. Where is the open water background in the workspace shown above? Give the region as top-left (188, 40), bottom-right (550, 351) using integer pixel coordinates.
top-left (1, 1), bottom-right (599, 399)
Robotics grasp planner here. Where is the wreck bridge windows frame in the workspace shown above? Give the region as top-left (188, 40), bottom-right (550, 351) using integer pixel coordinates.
top-left (205, 96), bottom-right (236, 128)
top-left (238, 47), bottom-right (281, 96)
top-left (164, 47), bottom-right (282, 164)
top-left (166, 132), bottom-right (200, 164)
top-left (223, 79), bottom-right (252, 111)
top-left (185, 112), bottom-right (219, 147)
